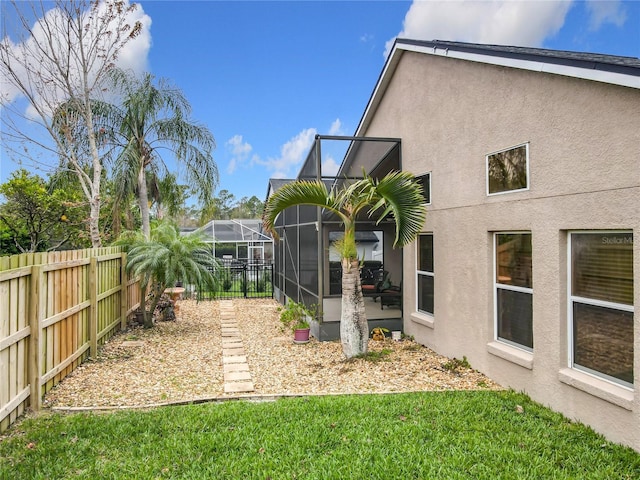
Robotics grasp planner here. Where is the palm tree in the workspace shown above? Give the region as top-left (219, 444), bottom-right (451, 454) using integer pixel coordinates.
top-left (123, 221), bottom-right (220, 328)
top-left (106, 71), bottom-right (218, 239)
top-left (262, 171), bottom-right (426, 358)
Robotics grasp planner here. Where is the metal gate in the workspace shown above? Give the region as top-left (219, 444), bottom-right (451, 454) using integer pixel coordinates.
top-left (207, 263), bottom-right (274, 299)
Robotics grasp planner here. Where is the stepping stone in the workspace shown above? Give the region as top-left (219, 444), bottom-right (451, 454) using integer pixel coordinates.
top-left (121, 341), bottom-right (144, 347)
top-left (221, 329), bottom-right (241, 337)
top-left (222, 339), bottom-right (243, 347)
top-left (224, 371), bottom-right (252, 381)
top-left (223, 355), bottom-right (247, 364)
top-left (224, 381), bottom-right (254, 393)
top-left (223, 347), bottom-right (245, 356)
top-left (224, 363), bottom-right (250, 373)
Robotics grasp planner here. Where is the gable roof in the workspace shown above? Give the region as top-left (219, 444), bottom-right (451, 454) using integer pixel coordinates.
top-left (356, 38), bottom-right (640, 136)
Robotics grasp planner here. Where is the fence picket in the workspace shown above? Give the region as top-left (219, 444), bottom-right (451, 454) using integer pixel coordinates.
top-left (0, 247), bottom-right (140, 433)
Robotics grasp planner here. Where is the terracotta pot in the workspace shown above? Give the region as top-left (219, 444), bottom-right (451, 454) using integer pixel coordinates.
top-left (164, 287), bottom-right (185, 315)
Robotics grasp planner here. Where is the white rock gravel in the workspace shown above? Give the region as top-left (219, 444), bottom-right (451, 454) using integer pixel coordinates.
top-left (43, 299), bottom-right (501, 409)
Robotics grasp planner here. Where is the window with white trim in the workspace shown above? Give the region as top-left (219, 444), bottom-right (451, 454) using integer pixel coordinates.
top-left (416, 173), bottom-right (431, 205)
top-left (494, 233), bottom-right (533, 349)
top-left (569, 232), bottom-right (634, 387)
top-left (417, 234), bottom-right (434, 315)
top-left (487, 143), bottom-right (529, 195)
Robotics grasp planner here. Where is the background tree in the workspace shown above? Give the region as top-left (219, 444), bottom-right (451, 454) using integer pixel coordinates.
top-left (105, 71), bottom-right (217, 239)
top-left (0, 0), bottom-right (144, 247)
top-left (151, 172), bottom-right (190, 221)
top-left (212, 189), bottom-right (236, 220)
top-left (0, 169), bottom-right (87, 253)
top-left (263, 171), bottom-right (426, 358)
top-left (230, 195), bottom-right (264, 219)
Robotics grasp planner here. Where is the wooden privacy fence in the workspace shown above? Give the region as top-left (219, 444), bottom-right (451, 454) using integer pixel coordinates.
top-left (0, 247), bottom-right (141, 432)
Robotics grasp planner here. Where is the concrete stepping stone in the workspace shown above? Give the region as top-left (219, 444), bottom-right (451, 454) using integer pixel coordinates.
top-left (222, 355), bottom-right (247, 364)
top-left (224, 371), bottom-right (252, 382)
top-left (224, 381), bottom-right (254, 393)
top-left (223, 347), bottom-right (245, 356)
top-left (224, 363), bottom-right (250, 374)
top-left (221, 329), bottom-right (241, 337)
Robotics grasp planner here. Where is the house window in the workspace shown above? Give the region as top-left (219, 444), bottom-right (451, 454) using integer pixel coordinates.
top-left (494, 233), bottom-right (533, 350)
top-left (569, 232), bottom-right (634, 387)
top-left (417, 234), bottom-right (434, 315)
top-left (416, 173), bottom-right (431, 205)
top-left (487, 143), bottom-right (529, 195)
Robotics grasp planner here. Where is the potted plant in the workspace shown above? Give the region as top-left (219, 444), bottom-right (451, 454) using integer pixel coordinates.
top-left (279, 300), bottom-right (315, 344)
top-left (371, 327), bottom-right (389, 341)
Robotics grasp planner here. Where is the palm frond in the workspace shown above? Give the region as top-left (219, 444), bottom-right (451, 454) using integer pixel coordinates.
top-left (368, 171), bottom-right (427, 247)
top-left (262, 180), bottom-right (343, 238)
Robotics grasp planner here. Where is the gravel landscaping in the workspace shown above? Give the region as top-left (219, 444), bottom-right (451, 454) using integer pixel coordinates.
top-left (44, 298), bottom-right (501, 409)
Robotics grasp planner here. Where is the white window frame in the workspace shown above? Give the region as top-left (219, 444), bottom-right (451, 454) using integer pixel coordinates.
top-left (416, 233), bottom-right (434, 316)
top-left (416, 172), bottom-right (431, 205)
top-left (567, 230), bottom-right (634, 389)
top-left (486, 142), bottom-right (530, 196)
top-left (493, 232), bottom-right (533, 352)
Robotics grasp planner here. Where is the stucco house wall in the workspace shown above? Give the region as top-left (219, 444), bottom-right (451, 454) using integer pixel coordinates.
top-left (359, 45), bottom-right (640, 450)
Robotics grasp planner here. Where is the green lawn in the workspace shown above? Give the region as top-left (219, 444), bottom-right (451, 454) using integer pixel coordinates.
top-left (2, 391), bottom-right (638, 479)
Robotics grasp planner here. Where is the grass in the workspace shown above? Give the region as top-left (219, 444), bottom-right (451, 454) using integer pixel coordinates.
top-left (353, 348), bottom-right (393, 362)
top-left (1, 391), bottom-right (639, 479)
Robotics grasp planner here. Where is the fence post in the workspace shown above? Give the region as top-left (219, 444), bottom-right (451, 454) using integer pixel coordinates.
top-left (243, 264), bottom-right (248, 298)
top-left (120, 252), bottom-right (128, 330)
top-left (28, 265), bottom-right (42, 412)
top-left (89, 256), bottom-right (98, 358)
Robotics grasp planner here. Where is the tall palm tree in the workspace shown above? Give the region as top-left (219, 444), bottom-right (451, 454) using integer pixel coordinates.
top-left (262, 171), bottom-right (426, 358)
top-left (107, 71), bottom-right (218, 238)
top-left (124, 221), bottom-right (220, 328)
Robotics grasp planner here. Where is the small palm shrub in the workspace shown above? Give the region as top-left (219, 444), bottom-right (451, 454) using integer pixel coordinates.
top-left (121, 221), bottom-right (220, 328)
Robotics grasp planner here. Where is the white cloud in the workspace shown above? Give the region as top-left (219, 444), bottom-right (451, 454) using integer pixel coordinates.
top-left (586, 0), bottom-right (626, 30)
top-left (256, 128), bottom-right (317, 178)
top-left (225, 134), bottom-right (253, 173)
top-left (328, 118), bottom-right (343, 136)
top-left (385, 0), bottom-right (573, 57)
top-left (360, 33), bottom-right (374, 43)
top-left (322, 154), bottom-right (340, 176)
top-left (1, 0), bottom-right (152, 114)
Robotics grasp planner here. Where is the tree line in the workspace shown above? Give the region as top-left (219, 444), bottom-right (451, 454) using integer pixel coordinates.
top-left (0, 170), bottom-right (263, 255)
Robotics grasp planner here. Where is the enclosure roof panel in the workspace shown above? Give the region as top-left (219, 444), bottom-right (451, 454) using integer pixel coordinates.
top-left (196, 219), bottom-right (271, 243)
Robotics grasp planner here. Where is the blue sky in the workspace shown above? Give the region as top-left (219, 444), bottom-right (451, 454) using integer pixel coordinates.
top-left (1, 0), bottom-right (639, 204)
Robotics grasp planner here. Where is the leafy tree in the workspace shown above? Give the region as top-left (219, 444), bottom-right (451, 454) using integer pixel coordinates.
top-left (122, 221), bottom-right (220, 328)
top-left (0, 169), bottom-right (87, 253)
top-left (213, 189), bottom-right (236, 220)
top-left (151, 173), bottom-right (190, 221)
top-left (105, 71), bottom-right (217, 239)
top-left (231, 195), bottom-right (264, 219)
top-left (262, 171), bottom-right (426, 358)
top-left (0, 0), bottom-right (144, 247)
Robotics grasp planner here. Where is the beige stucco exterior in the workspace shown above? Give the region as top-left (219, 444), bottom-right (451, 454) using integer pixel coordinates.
top-left (359, 47), bottom-right (640, 450)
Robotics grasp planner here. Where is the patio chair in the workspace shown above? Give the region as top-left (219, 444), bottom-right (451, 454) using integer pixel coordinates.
top-left (362, 269), bottom-right (389, 299)
top-left (379, 281), bottom-right (402, 310)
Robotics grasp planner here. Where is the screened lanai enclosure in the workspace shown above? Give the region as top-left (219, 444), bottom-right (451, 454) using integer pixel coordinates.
top-left (195, 219), bottom-right (274, 299)
top-left (267, 135), bottom-right (407, 341)
top-left (197, 219), bottom-right (273, 264)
